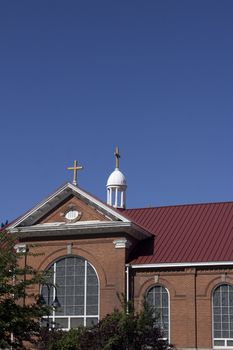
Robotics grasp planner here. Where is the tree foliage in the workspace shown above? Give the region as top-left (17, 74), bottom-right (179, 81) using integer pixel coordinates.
top-left (0, 230), bottom-right (47, 349)
top-left (41, 295), bottom-right (174, 350)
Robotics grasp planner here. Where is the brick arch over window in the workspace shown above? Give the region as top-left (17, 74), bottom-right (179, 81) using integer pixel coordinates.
top-left (41, 255), bottom-right (99, 329)
top-left (145, 284), bottom-right (170, 341)
top-left (38, 247), bottom-right (108, 288)
top-left (212, 283), bottom-right (233, 348)
top-left (203, 275), bottom-right (233, 298)
top-left (138, 276), bottom-right (175, 300)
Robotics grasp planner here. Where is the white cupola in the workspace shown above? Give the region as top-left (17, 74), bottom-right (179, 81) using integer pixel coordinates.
top-left (106, 147), bottom-right (127, 209)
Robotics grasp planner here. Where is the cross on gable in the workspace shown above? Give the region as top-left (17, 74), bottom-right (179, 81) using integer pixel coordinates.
top-left (67, 160), bottom-right (83, 186)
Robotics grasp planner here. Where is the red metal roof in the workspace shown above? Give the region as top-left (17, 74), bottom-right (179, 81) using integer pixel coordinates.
top-left (124, 202), bottom-right (233, 264)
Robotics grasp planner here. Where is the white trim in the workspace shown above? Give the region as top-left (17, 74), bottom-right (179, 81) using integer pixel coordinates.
top-left (131, 261), bottom-right (233, 269)
top-left (9, 182), bottom-right (130, 230)
top-left (84, 260), bottom-right (87, 327)
top-left (212, 284), bottom-right (233, 349)
top-left (9, 221), bottom-right (132, 234)
top-left (43, 256), bottom-right (99, 330)
top-left (177, 348), bottom-right (211, 350)
top-left (10, 183), bottom-right (71, 229)
top-left (14, 243), bottom-right (27, 253)
top-left (113, 239), bottom-right (132, 249)
top-left (68, 183), bottom-right (129, 222)
top-left (146, 284), bottom-right (170, 342)
top-left (10, 220), bottom-right (128, 232)
top-left (9, 220), bottom-right (150, 240)
top-left (126, 265), bottom-right (130, 314)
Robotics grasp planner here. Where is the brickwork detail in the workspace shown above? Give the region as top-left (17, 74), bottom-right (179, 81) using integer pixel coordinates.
top-left (134, 268), bottom-right (233, 349)
top-left (38, 195), bottom-right (109, 224)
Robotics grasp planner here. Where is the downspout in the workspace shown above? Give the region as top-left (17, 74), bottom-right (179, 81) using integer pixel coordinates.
top-left (23, 246), bottom-right (28, 306)
top-left (126, 264), bottom-right (130, 314)
top-left (11, 270), bottom-right (16, 350)
top-left (194, 269), bottom-right (197, 350)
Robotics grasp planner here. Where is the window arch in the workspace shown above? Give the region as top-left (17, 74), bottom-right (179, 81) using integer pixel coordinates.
top-left (146, 285), bottom-right (169, 340)
top-left (212, 284), bottom-right (233, 348)
top-left (41, 256), bottom-right (99, 329)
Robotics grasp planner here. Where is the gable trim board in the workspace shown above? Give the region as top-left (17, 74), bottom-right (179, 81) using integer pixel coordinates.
top-left (10, 182), bottom-right (130, 228)
top-left (8, 182), bottom-right (151, 241)
top-left (9, 220), bottom-right (150, 240)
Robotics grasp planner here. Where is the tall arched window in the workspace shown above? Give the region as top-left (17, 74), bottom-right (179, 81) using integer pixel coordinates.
top-left (213, 284), bottom-right (233, 348)
top-left (41, 256), bottom-right (99, 329)
top-left (146, 285), bottom-right (169, 340)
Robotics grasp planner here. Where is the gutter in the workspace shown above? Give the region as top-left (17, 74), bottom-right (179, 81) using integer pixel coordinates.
top-left (130, 261), bottom-right (233, 269)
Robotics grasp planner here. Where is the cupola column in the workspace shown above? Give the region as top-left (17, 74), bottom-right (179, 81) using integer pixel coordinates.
top-left (121, 190), bottom-right (125, 208)
top-left (115, 188), bottom-right (118, 207)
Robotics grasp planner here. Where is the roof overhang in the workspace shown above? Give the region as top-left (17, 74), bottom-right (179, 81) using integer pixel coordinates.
top-left (9, 220), bottom-right (151, 240)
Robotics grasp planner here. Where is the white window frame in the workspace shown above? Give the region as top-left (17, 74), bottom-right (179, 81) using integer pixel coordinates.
top-left (42, 256), bottom-right (100, 330)
top-left (146, 284), bottom-right (170, 343)
top-left (212, 283), bottom-right (233, 349)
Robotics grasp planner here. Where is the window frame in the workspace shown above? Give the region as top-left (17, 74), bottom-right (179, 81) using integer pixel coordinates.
top-left (145, 284), bottom-right (170, 342)
top-left (212, 283), bottom-right (233, 349)
top-left (41, 255), bottom-right (100, 330)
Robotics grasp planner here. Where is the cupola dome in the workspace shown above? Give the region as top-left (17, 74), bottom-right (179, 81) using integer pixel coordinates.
top-left (107, 168), bottom-right (127, 187)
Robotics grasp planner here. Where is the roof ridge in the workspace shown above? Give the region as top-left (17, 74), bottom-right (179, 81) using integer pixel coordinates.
top-left (125, 201), bottom-right (233, 211)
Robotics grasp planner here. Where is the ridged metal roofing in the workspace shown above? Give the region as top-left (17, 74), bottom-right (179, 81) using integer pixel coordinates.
top-left (124, 202), bottom-right (233, 264)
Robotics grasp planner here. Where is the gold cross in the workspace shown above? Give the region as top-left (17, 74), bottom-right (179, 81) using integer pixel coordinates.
top-left (67, 160), bottom-right (83, 186)
top-left (114, 146), bottom-right (120, 168)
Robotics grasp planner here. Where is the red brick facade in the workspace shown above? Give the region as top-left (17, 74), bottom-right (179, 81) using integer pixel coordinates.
top-left (132, 267), bottom-right (233, 349)
top-left (8, 182), bottom-right (233, 350)
top-left (24, 235), bottom-right (128, 317)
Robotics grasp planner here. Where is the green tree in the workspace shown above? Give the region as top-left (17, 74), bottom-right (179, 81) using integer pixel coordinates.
top-left (0, 230), bottom-right (47, 349)
top-left (41, 295), bottom-right (174, 350)
top-left (77, 298), bottom-right (170, 350)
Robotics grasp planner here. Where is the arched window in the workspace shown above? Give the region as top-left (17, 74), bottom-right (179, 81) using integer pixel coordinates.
top-left (146, 285), bottom-right (169, 340)
top-left (213, 284), bottom-right (233, 348)
top-left (41, 256), bottom-right (99, 329)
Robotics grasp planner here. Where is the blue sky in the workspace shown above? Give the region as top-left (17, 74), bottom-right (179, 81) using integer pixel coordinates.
top-left (1, 1), bottom-right (233, 223)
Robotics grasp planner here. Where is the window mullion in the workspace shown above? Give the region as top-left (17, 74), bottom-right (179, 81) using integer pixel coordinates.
top-left (146, 285), bottom-right (169, 340)
top-left (84, 260), bottom-right (87, 326)
top-left (228, 286), bottom-right (230, 339)
top-left (220, 286), bottom-right (222, 339)
top-left (53, 262), bottom-right (56, 323)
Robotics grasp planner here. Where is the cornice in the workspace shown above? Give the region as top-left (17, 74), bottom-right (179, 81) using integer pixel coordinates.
top-left (9, 220), bottom-right (150, 240)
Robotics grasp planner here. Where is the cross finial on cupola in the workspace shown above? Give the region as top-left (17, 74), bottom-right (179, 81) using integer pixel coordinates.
top-left (114, 146), bottom-right (120, 169)
top-left (106, 147), bottom-right (127, 209)
top-left (67, 160), bottom-right (83, 186)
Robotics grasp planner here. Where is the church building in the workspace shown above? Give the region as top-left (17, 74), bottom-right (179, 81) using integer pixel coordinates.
top-left (7, 148), bottom-right (233, 350)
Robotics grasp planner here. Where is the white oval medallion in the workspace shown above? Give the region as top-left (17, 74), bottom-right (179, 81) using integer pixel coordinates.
top-left (65, 210), bottom-right (80, 221)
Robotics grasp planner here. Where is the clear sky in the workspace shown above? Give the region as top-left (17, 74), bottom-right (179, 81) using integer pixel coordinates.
top-left (1, 0), bottom-right (233, 224)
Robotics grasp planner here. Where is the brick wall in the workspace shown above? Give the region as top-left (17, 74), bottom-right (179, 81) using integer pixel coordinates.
top-left (21, 233), bottom-right (128, 318)
top-left (19, 234), bottom-right (233, 350)
top-left (133, 267), bottom-right (233, 350)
